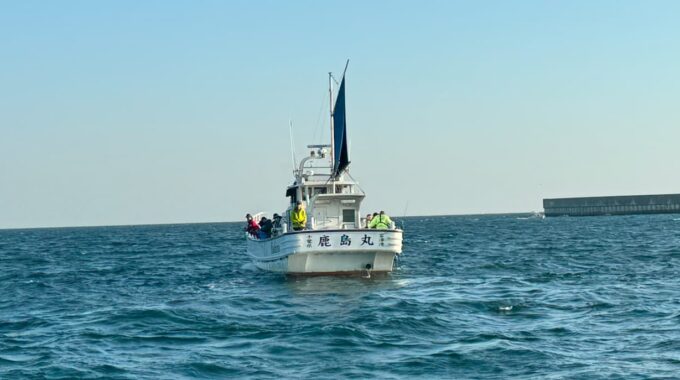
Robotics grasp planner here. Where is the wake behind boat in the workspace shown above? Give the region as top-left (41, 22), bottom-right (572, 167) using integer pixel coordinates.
top-left (245, 65), bottom-right (403, 275)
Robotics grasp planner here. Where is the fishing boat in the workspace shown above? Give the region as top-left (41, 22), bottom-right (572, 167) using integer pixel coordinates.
top-left (245, 64), bottom-right (403, 275)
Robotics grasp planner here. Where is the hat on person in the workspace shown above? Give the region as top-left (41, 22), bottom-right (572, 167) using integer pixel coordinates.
top-left (273, 213), bottom-right (281, 219)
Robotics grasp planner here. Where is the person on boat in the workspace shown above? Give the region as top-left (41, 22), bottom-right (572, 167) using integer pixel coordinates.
top-left (369, 211), bottom-right (392, 229)
top-left (259, 216), bottom-right (273, 239)
top-left (365, 214), bottom-right (373, 228)
top-left (245, 214), bottom-right (260, 237)
top-left (291, 201), bottom-right (307, 231)
top-left (368, 212), bottom-right (379, 228)
top-left (271, 213), bottom-right (283, 236)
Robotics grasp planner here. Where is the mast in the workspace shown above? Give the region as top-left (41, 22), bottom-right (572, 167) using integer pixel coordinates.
top-left (329, 72), bottom-right (335, 193)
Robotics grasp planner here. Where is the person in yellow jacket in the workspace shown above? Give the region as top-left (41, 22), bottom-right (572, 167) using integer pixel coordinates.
top-left (369, 210), bottom-right (392, 229)
top-left (290, 201), bottom-right (307, 231)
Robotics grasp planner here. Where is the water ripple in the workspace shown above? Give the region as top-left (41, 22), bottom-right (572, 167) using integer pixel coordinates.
top-left (2, 215), bottom-right (680, 378)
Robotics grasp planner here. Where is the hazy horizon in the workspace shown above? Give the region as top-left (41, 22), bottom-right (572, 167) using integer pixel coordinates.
top-left (0, 210), bottom-right (546, 230)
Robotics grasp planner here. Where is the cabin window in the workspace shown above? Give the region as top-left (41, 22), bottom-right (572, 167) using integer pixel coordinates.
top-left (342, 209), bottom-right (356, 223)
top-left (311, 186), bottom-right (327, 197)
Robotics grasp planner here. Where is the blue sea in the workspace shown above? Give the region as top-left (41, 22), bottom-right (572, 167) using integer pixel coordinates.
top-left (2, 214), bottom-right (680, 379)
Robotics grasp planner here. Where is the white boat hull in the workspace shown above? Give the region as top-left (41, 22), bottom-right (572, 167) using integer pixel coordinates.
top-left (246, 229), bottom-right (403, 275)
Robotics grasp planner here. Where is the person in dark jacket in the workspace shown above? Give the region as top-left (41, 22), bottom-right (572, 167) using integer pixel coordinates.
top-left (259, 216), bottom-right (273, 238)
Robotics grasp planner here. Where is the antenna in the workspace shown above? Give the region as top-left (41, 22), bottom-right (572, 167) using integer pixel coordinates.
top-left (400, 200), bottom-right (409, 231)
top-left (329, 72), bottom-right (335, 193)
top-left (289, 119), bottom-right (297, 173)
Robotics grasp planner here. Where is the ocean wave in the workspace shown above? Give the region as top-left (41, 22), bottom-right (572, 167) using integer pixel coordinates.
top-left (3, 216), bottom-right (680, 378)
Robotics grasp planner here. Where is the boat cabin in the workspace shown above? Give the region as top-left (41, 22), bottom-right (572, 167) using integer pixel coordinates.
top-left (284, 145), bottom-right (365, 230)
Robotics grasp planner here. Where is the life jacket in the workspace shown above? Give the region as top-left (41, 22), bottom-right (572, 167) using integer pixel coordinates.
top-left (291, 208), bottom-right (306, 228)
top-left (370, 214), bottom-right (392, 229)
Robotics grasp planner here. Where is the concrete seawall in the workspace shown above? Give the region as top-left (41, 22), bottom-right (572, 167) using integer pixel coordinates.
top-left (543, 194), bottom-right (680, 217)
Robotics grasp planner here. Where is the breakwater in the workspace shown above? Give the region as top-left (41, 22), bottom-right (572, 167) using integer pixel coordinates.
top-left (543, 193), bottom-right (680, 217)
